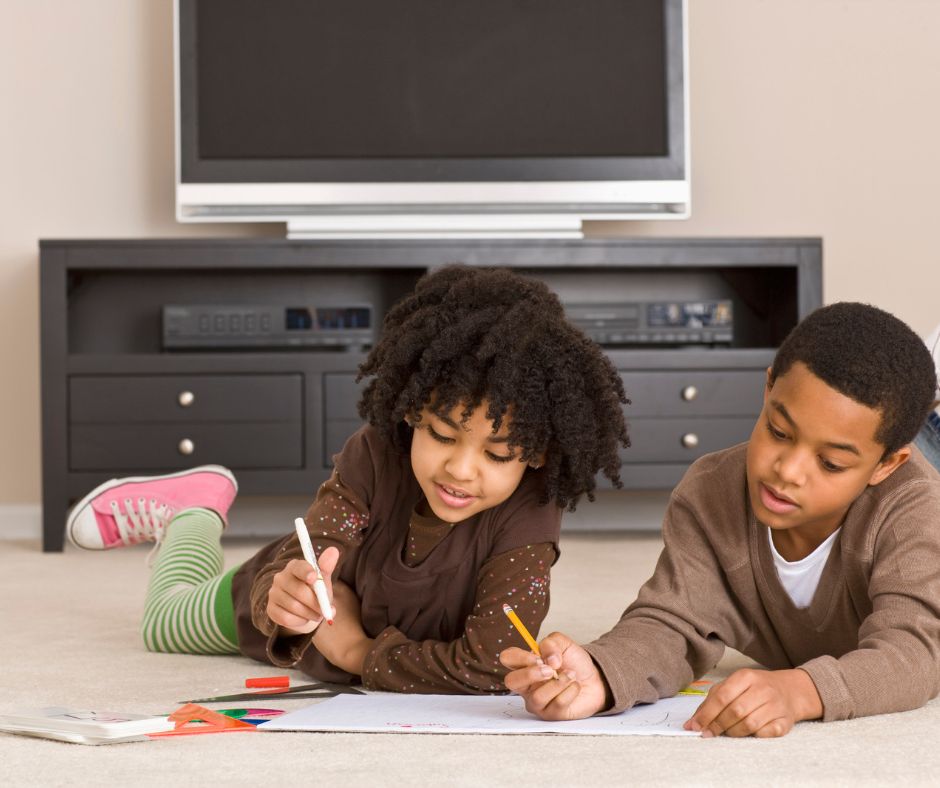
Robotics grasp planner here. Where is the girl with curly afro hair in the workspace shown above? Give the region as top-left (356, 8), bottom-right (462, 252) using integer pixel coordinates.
top-left (66, 265), bottom-right (630, 696)
top-left (358, 264), bottom-right (630, 509)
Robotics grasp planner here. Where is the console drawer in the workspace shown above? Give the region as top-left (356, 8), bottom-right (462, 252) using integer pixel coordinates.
top-left (69, 422), bottom-right (302, 471)
top-left (323, 374), bottom-right (366, 465)
top-left (622, 370), bottom-right (765, 417)
top-left (324, 420), bottom-right (362, 466)
top-left (324, 373), bottom-right (365, 421)
top-left (69, 374), bottom-right (302, 423)
top-left (621, 417), bottom-right (754, 463)
top-left (322, 372), bottom-right (761, 467)
top-left (325, 370), bottom-right (764, 422)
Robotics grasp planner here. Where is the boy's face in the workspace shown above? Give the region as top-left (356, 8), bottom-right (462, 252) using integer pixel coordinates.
top-left (746, 362), bottom-right (910, 552)
top-left (410, 399), bottom-right (533, 523)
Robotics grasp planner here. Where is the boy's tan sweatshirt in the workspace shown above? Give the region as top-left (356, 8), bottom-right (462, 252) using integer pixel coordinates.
top-left (584, 443), bottom-right (940, 722)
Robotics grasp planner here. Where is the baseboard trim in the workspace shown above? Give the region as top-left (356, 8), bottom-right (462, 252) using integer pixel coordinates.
top-left (0, 503), bottom-right (43, 540)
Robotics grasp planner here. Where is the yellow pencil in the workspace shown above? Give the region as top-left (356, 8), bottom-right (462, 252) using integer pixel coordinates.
top-left (502, 603), bottom-right (541, 655)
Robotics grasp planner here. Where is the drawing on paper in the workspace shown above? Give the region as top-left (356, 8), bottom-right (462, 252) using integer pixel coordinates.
top-left (259, 693), bottom-right (701, 737)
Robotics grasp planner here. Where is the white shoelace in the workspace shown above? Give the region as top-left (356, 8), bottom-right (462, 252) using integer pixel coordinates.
top-left (109, 497), bottom-right (174, 565)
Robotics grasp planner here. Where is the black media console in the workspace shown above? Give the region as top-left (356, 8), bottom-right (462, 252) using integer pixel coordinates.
top-left (40, 238), bottom-right (822, 551)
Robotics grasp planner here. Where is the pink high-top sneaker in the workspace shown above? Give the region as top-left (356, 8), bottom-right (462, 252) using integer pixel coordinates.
top-left (66, 465), bottom-right (238, 550)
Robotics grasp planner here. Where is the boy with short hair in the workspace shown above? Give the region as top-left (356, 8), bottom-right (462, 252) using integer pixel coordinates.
top-left (501, 302), bottom-right (940, 738)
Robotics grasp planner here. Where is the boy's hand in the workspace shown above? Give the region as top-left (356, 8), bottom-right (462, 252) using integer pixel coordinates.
top-left (312, 580), bottom-right (373, 675)
top-left (266, 546), bottom-right (340, 635)
top-left (500, 632), bottom-right (611, 720)
top-left (684, 667), bottom-right (823, 738)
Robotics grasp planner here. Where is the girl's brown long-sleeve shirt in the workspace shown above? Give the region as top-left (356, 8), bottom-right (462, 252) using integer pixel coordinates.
top-left (231, 424), bottom-right (561, 693)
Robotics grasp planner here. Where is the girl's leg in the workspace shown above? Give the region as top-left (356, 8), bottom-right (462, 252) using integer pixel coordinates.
top-left (141, 507), bottom-right (239, 654)
top-left (65, 465), bottom-right (241, 654)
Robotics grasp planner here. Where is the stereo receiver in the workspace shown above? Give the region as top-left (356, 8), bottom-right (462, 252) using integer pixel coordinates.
top-left (162, 304), bottom-right (374, 349)
top-left (565, 300), bottom-right (733, 346)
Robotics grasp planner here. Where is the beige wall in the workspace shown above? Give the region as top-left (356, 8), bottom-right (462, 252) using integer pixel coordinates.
top-left (1, 0), bottom-right (938, 505)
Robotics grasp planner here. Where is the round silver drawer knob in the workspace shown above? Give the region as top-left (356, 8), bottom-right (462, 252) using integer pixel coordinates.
top-left (680, 385), bottom-right (698, 402)
top-left (681, 433), bottom-right (700, 449)
top-left (178, 390), bottom-right (195, 407)
top-left (178, 438), bottom-right (195, 456)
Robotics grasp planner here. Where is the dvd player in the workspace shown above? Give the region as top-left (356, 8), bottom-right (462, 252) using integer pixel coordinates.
top-left (162, 304), bottom-right (374, 349)
top-left (565, 299), bottom-right (733, 346)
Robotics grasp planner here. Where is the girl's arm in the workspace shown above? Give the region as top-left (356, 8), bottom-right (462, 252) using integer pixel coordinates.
top-left (349, 542), bottom-right (557, 694)
top-left (246, 472), bottom-right (369, 664)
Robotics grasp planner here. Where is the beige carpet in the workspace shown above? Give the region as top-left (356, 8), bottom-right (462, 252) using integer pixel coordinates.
top-left (1, 531), bottom-right (937, 787)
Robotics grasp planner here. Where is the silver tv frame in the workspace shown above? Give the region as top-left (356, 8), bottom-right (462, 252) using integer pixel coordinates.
top-left (174, 0), bottom-right (689, 239)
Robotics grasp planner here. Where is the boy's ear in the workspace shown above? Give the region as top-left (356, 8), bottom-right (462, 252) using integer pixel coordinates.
top-left (763, 367), bottom-right (774, 402)
top-left (868, 446), bottom-right (912, 486)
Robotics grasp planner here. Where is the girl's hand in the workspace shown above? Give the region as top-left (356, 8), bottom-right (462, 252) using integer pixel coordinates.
top-left (500, 632), bottom-right (611, 720)
top-left (266, 546), bottom-right (340, 635)
top-left (684, 667), bottom-right (823, 738)
top-left (312, 580), bottom-right (374, 675)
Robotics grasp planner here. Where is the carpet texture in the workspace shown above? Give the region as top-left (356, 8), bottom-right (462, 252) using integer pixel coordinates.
top-left (1, 532), bottom-right (936, 787)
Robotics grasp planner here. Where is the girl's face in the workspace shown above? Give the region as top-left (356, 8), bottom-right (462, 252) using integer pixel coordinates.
top-left (410, 399), bottom-right (532, 523)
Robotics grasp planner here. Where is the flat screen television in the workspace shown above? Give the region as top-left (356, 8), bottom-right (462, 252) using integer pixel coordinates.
top-left (175, 0), bottom-right (689, 238)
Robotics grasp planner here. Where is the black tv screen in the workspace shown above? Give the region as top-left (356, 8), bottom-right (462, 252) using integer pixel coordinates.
top-left (193, 0), bottom-right (668, 162)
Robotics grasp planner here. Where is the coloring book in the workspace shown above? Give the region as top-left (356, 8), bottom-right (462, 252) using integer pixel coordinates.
top-left (0, 707), bottom-right (174, 745)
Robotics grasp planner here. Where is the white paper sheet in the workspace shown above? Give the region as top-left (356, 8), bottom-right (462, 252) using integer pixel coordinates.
top-left (259, 693), bottom-right (701, 736)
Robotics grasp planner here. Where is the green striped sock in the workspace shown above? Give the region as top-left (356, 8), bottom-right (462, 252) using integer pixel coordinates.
top-left (141, 507), bottom-right (239, 655)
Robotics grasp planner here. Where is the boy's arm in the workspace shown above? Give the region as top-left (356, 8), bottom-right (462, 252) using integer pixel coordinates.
top-left (351, 542), bottom-right (557, 693)
top-left (797, 489), bottom-right (940, 721)
top-left (685, 666), bottom-right (822, 737)
top-left (583, 493), bottom-right (746, 713)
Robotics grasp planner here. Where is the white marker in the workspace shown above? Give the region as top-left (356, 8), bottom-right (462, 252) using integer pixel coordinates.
top-left (293, 517), bottom-right (334, 625)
